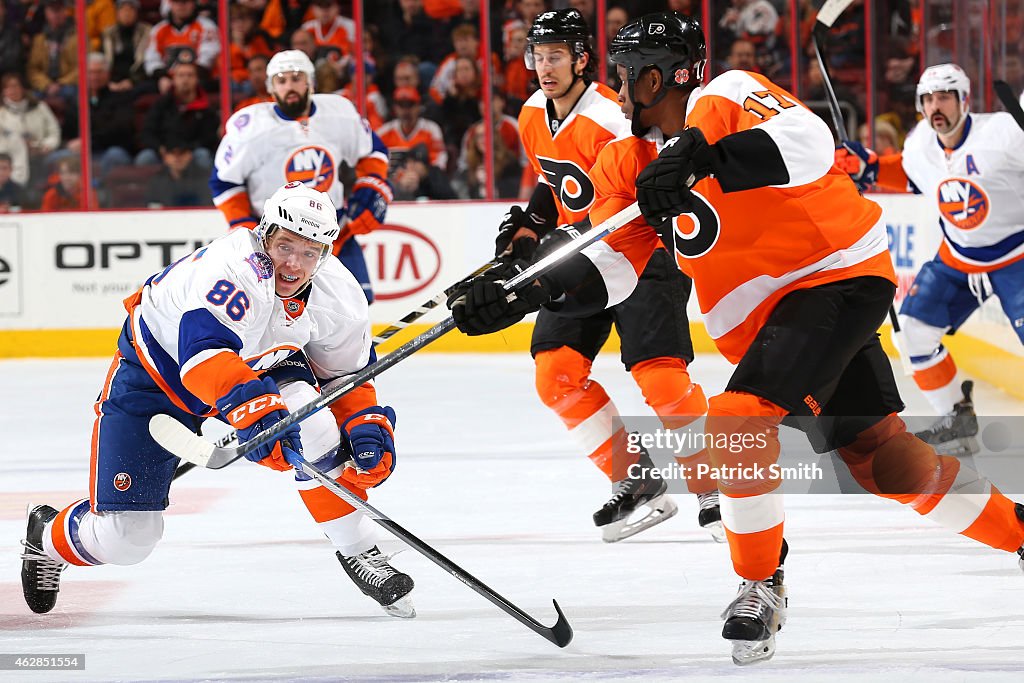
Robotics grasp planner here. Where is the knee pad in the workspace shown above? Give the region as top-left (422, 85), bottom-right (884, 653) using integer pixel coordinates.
top-left (280, 381), bottom-right (341, 462)
top-left (91, 510), bottom-right (164, 566)
top-left (534, 347), bottom-right (596, 410)
top-left (837, 414), bottom-right (943, 498)
top-left (705, 392), bottom-right (786, 494)
top-left (630, 357), bottom-right (708, 426)
top-left (898, 314), bottom-right (947, 359)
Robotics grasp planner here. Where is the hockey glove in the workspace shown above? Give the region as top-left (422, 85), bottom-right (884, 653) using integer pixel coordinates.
top-left (340, 406), bottom-right (397, 489)
top-left (344, 174), bottom-right (393, 236)
top-left (535, 222), bottom-right (587, 260)
top-left (216, 377), bottom-right (302, 471)
top-left (834, 141), bottom-right (879, 191)
top-left (448, 260), bottom-right (553, 336)
top-left (494, 205), bottom-right (546, 262)
top-left (635, 128), bottom-right (714, 226)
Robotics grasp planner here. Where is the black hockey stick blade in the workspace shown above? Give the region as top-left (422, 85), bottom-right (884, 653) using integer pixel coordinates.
top-left (290, 452), bottom-right (575, 647)
top-left (994, 80), bottom-right (1024, 131)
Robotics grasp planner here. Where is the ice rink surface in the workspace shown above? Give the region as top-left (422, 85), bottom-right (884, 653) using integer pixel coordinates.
top-left (2, 352), bottom-right (1024, 682)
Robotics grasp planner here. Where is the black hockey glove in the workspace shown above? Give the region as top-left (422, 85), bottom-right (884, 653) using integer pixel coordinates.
top-left (635, 128), bottom-right (714, 227)
top-left (447, 260), bottom-right (553, 336)
top-left (536, 222), bottom-right (586, 259)
top-left (494, 205), bottom-right (546, 262)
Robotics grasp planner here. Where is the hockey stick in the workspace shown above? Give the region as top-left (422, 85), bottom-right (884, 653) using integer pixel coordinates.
top-left (812, 0), bottom-right (912, 375)
top-left (162, 434), bottom-right (574, 646)
top-left (152, 202), bottom-right (642, 469)
top-left (170, 260), bottom-right (502, 480)
top-left (993, 80), bottom-right (1024, 131)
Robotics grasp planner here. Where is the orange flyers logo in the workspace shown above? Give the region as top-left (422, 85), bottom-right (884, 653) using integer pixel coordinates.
top-left (284, 146), bottom-right (336, 192)
top-left (113, 472), bottom-right (132, 491)
top-left (937, 178), bottom-right (989, 231)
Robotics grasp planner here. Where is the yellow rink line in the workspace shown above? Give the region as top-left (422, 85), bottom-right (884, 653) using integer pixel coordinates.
top-left (2, 323), bottom-right (1022, 401)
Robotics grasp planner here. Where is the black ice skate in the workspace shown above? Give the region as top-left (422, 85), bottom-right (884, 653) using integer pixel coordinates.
top-left (337, 546), bottom-right (415, 618)
top-left (696, 490), bottom-right (725, 543)
top-left (721, 540), bottom-right (789, 666)
top-left (914, 380), bottom-right (979, 456)
top-left (20, 504), bottom-right (66, 614)
top-left (593, 444), bottom-right (678, 543)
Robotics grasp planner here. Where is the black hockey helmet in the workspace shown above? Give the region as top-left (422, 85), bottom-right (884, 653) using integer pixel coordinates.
top-left (610, 12), bottom-right (706, 136)
top-left (525, 8), bottom-right (594, 77)
top-left (609, 12), bottom-right (706, 92)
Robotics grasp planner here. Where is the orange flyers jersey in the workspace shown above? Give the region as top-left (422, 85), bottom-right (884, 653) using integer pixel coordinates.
top-left (519, 81), bottom-right (632, 226)
top-left (588, 70), bottom-right (894, 363)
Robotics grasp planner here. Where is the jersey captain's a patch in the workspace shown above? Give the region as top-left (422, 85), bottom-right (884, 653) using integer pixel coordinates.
top-left (284, 146), bottom-right (336, 192)
top-left (937, 177), bottom-right (989, 231)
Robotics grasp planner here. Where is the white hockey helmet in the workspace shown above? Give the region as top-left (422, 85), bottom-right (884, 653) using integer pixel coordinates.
top-left (266, 49), bottom-right (316, 91)
top-left (916, 63), bottom-right (971, 115)
top-left (257, 182), bottom-right (340, 276)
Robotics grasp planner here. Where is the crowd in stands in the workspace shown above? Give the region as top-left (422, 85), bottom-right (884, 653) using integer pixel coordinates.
top-left (0, 1), bottom-right (1014, 212)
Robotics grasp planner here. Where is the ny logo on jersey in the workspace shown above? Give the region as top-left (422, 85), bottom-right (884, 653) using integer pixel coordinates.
top-left (537, 156), bottom-right (595, 214)
top-left (937, 178), bottom-right (989, 231)
top-left (285, 146), bottom-right (336, 193)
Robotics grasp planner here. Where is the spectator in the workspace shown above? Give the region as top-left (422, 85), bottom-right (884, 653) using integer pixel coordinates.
top-left (137, 52), bottom-right (219, 168)
top-left (143, 0), bottom-right (221, 92)
top-left (392, 54), bottom-right (422, 97)
top-left (0, 3), bottom-right (25, 77)
top-left (391, 142), bottom-right (456, 200)
top-left (725, 38), bottom-right (758, 72)
top-left (429, 23), bottom-right (498, 105)
top-left (378, 86), bottom-right (447, 171)
top-left (301, 0), bottom-right (355, 59)
top-left (26, 0), bottom-right (79, 104)
top-left (0, 72), bottom-right (61, 181)
top-left (40, 156), bottom-right (81, 211)
top-left (144, 135), bottom-right (212, 207)
top-left (0, 152), bottom-right (26, 210)
top-left (857, 117), bottom-right (901, 156)
top-left (289, 28), bottom-right (317, 62)
top-left (227, 4), bottom-right (276, 85)
top-left (236, 0), bottom-right (287, 41)
top-left (457, 89), bottom-right (522, 199)
top-left (514, 0), bottom-right (546, 26)
top-left (502, 20), bottom-right (530, 106)
top-left (440, 55), bottom-right (481, 153)
top-left (64, 53), bottom-right (135, 177)
top-left (376, 0), bottom-right (445, 68)
top-left (102, 0), bottom-right (152, 92)
top-left (604, 5), bottom-right (629, 88)
top-left (234, 53), bottom-right (272, 110)
top-left (87, 0), bottom-right (117, 51)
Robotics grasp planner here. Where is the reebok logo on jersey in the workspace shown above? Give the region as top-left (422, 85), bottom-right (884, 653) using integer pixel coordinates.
top-left (228, 394), bottom-right (285, 426)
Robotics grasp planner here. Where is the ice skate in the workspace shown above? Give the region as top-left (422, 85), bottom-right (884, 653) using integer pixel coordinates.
top-left (721, 540), bottom-right (788, 666)
top-left (696, 490), bottom-right (725, 542)
top-left (914, 380), bottom-right (979, 456)
top-left (20, 504), bottom-right (66, 614)
top-left (593, 445), bottom-right (678, 543)
top-left (337, 546), bottom-right (416, 618)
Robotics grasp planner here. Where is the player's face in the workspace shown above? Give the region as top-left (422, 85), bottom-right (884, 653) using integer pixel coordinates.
top-left (532, 44), bottom-right (578, 99)
top-left (265, 229), bottom-right (326, 297)
top-left (616, 64), bottom-right (635, 119)
top-left (921, 90), bottom-right (962, 134)
top-left (271, 71), bottom-right (311, 114)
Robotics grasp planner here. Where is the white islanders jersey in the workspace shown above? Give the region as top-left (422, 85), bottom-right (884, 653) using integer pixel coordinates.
top-left (212, 94), bottom-right (383, 220)
top-left (128, 229), bottom-right (372, 417)
top-left (902, 112), bottom-right (1024, 272)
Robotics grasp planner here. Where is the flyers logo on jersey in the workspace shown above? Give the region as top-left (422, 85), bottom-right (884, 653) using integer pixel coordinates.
top-left (668, 191), bottom-right (720, 261)
top-left (284, 146), bottom-right (336, 192)
top-left (538, 156), bottom-right (595, 213)
top-left (937, 178), bottom-right (989, 231)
